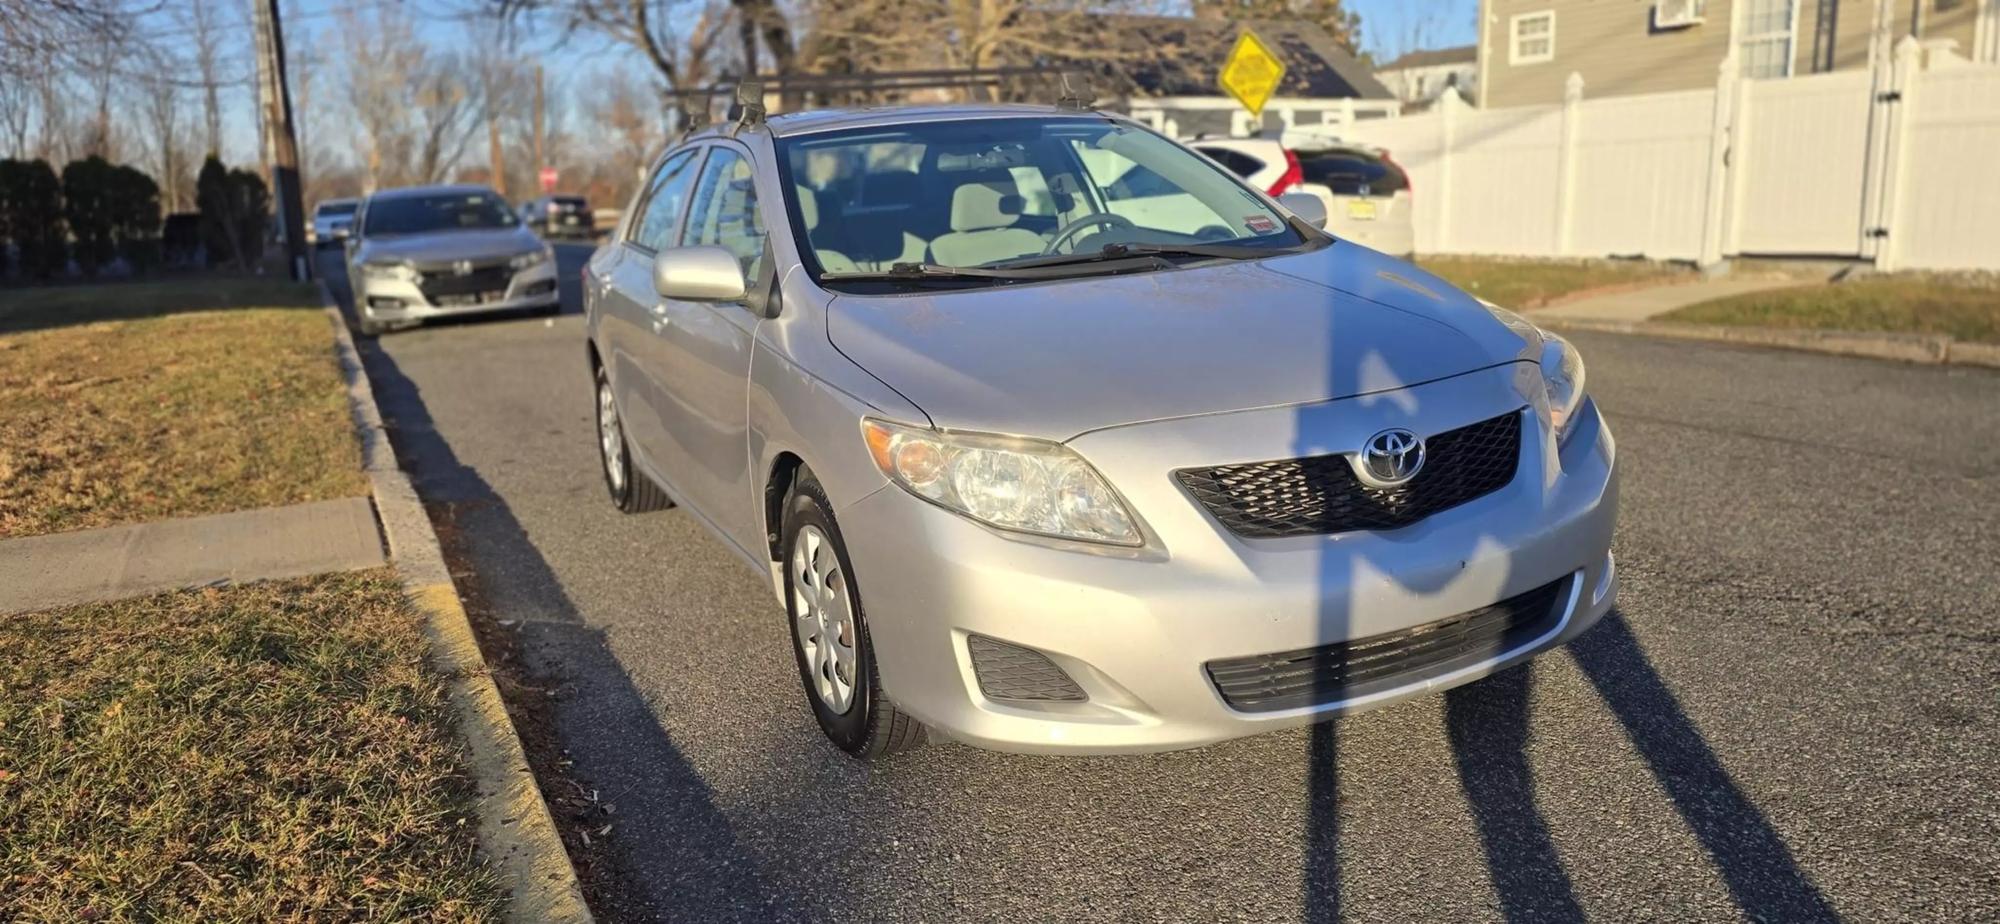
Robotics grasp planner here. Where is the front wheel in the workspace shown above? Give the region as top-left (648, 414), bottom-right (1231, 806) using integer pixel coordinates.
top-left (594, 365), bottom-right (671, 513)
top-left (783, 470), bottom-right (925, 759)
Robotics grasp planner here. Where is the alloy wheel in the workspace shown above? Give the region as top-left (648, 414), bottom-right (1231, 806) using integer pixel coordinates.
top-left (597, 379), bottom-right (626, 494)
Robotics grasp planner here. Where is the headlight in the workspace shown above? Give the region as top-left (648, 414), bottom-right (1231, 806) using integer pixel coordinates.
top-left (509, 246), bottom-right (552, 271)
top-left (1481, 301), bottom-right (1588, 444)
top-left (358, 258), bottom-right (409, 281)
top-left (1540, 333), bottom-right (1587, 444)
top-left (862, 419), bottom-right (1141, 546)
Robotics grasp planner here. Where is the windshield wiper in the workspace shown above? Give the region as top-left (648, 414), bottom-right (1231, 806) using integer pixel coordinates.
top-left (820, 256), bottom-right (1171, 284)
top-left (990, 241), bottom-right (1278, 271)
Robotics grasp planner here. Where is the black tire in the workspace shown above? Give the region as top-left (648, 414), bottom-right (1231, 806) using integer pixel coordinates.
top-left (593, 364), bottom-right (672, 513)
top-left (783, 470), bottom-right (926, 760)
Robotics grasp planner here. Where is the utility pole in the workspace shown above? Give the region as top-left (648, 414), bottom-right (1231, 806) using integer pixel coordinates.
top-left (533, 64), bottom-right (545, 181)
top-left (251, 0), bottom-right (310, 281)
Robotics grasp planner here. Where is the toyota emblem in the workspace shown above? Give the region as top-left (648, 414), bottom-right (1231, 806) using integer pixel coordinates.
top-left (1355, 428), bottom-right (1426, 487)
top-left (452, 260), bottom-right (474, 276)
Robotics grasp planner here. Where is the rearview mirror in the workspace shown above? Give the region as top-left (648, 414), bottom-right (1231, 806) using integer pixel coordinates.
top-left (1277, 192), bottom-right (1328, 230)
top-left (653, 245), bottom-right (747, 301)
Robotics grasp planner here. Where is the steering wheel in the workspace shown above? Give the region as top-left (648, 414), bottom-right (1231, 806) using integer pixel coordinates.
top-left (1042, 212), bottom-right (1136, 255)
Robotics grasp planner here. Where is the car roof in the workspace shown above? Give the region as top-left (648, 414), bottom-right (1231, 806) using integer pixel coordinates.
top-left (315, 197), bottom-right (359, 208)
top-left (368, 183), bottom-right (501, 202)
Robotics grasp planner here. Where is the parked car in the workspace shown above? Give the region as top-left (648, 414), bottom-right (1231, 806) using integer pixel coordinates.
top-left (584, 102), bottom-right (1615, 760)
top-left (310, 197), bottom-right (359, 248)
top-left (520, 194), bottom-right (595, 238)
top-left (344, 184), bottom-right (557, 336)
top-left (1191, 136), bottom-right (1415, 257)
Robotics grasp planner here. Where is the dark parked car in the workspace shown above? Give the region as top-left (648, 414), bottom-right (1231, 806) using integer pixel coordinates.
top-left (520, 195), bottom-right (595, 238)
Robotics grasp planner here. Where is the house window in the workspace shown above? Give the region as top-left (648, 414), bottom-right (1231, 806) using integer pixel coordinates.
top-left (1739, 0), bottom-right (1798, 79)
top-left (1511, 11), bottom-right (1556, 65)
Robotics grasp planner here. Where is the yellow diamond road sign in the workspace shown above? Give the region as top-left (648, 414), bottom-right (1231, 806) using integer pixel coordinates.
top-left (1219, 30), bottom-right (1286, 118)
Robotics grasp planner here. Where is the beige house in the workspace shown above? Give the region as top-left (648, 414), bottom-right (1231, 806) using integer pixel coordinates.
top-left (1477, 0), bottom-right (1999, 108)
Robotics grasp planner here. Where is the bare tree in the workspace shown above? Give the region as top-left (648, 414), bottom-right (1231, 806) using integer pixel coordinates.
top-left (468, 25), bottom-right (529, 195)
top-left (340, 1), bottom-right (423, 190)
top-left (177, 0), bottom-right (234, 156)
top-left (580, 66), bottom-right (663, 205)
top-left (494, 0), bottom-right (737, 126)
top-left (0, 0), bottom-right (138, 79)
top-left (410, 52), bottom-right (482, 184)
top-left (0, 64), bottom-right (33, 156)
top-left (136, 45), bottom-right (193, 210)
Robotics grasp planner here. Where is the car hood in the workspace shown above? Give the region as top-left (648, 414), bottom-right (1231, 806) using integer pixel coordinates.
top-left (361, 227), bottom-right (538, 264)
top-left (826, 244), bottom-right (1536, 441)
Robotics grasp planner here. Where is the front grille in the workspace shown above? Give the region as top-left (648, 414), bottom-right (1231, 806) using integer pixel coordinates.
top-left (1177, 410), bottom-right (1522, 538)
top-left (968, 635), bottom-right (1087, 703)
top-left (1206, 576), bottom-right (1571, 713)
top-left (416, 263), bottom-right (513, 300)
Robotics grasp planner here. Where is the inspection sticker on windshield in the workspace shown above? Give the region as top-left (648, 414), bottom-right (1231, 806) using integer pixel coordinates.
top-left (1244, 215), bottom-right (1280, 234)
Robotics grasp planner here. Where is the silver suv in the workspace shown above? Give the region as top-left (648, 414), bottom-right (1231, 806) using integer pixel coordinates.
top-left (583, 103), bottom-right (1617, 759)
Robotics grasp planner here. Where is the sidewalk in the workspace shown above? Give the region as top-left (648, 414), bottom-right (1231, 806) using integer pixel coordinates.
top-left (1532, 276), bottom-right (1805, 323)
top-left (0, 497), bottom-right (385, 615)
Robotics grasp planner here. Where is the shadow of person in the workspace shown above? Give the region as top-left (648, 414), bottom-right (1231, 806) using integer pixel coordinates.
top-left (1568, 609), bottom-right (1838, 922)
top-left (1446, 661), bottom-right (1586, 924)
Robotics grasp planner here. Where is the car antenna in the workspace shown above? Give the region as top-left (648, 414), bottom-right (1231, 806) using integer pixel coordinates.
top-left (727, 78), bottom-right (766, 137)
top-left (1054, 71), bottom-right (1095, 111)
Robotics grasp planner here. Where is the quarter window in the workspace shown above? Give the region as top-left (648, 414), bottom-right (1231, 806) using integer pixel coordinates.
top-left (627, 150), bottom-right (699, 251)
top-left (680, 148), bottom-right (767, 284)
top-left (1510, 11), bottom-right (1555, 65)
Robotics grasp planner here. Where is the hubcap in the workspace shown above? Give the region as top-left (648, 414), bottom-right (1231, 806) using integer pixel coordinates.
top-left (597, 380), bottom-right (626, 493)
top-left (791, 524), bottom-right (857, 715)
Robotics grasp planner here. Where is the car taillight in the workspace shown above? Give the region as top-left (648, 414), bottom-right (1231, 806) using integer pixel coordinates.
top-left (1381, 150), bottom-right (1411, 201)
top-left (1267, 149), bottom-right (1304, 197)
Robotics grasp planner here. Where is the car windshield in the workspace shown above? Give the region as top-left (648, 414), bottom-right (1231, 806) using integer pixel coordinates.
top-left (316, 201), bottom-right (357, 216)
top-left (776, 116), bottom-right (1307, 285)
top-left (362, 191), bottom-right (516, 236)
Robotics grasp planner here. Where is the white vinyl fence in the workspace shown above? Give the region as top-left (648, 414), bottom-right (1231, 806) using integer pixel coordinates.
top-left (1339, 37), bottom-right (2000, 272)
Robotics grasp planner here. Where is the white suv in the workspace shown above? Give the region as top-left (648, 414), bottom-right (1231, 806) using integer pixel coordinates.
top-left (1191, 137), bottom-right (1415, 257)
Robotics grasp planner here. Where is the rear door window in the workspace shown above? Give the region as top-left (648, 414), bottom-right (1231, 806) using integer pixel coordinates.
top-left (1299, 151), bottom-right (1409, 196)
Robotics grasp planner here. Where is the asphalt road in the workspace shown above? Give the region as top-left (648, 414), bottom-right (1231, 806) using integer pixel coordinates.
top-left (327, 247), bottom-right (2000, 922)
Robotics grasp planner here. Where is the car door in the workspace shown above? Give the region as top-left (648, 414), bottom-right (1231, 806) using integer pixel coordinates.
top-left (599, 147), bottom-right (702, 483)
top-left (648, 143), bottom-right (769, 554)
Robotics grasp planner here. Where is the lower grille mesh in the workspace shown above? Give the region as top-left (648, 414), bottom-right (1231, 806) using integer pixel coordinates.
top-left (1205, 576), bottom-right (1572, 713)
top-left (968, 635), bottom-right (1087, 703)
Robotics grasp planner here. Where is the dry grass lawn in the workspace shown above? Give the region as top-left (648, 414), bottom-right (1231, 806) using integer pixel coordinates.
top-left (0, 571), bottom-right (503, 922)
top-left (1418, 256), bottom-right (1694, 309)
top-left (0, 279), bottom-right (366, 538)
top-left (1664, 276), bottom-right (2000, 344)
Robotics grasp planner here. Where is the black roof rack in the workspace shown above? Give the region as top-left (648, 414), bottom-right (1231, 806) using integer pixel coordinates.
top-left (1054, 71), bottom-right (1096, 111)
top-left (726, 79), bottom-right (766, 137)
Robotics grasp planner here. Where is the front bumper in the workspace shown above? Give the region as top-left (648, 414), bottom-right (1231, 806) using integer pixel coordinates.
top-left (354, 259), bottom-right (559, 323)
top-left (835, 366), bottom-right (1619, 754)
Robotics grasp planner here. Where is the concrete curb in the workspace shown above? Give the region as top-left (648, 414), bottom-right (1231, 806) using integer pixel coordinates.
top-left (322, 288), bottom-right (593, 923)
top-left (1539, 317), bottom-right (2000, 370)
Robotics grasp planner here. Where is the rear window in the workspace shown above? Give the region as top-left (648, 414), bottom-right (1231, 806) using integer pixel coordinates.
top-left (316, 201), bottom-right (357, 216)
top-left (1299, 152), bottom-right (1408, 196)
top-left (553, 197), bottom-right (587, 208)
top-left (1197, 148), bottom-right (1267, 180)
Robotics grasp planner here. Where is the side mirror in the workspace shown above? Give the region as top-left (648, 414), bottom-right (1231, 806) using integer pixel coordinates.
top-left (1277, 192), bottom-right (1328, 230)
top-left (653, 245), bottom-right (747, 301)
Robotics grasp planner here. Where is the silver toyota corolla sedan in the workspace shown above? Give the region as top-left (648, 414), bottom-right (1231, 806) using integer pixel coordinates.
top-left (345, 184), bottom-right (558, 336)
top-left (583, 103), bottom-right (1617, 759)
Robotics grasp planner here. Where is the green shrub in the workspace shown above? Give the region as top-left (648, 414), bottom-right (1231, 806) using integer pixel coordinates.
top-left (61, 156), bottom-right (119, 277)
top-left (0, 158), bottom-right (66, 280)
top-left (108, 165), bottom-right (161, 272)
top-left (195, 156), bottom-right (271, 269)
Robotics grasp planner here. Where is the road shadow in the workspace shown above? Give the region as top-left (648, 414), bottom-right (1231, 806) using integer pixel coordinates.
top-left (1570, 609), bottom-right (1838, 921)
top-left (1292, 259), bottom-right (1830, 922)
top-left (325, 253), bottom-right (788, 920)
